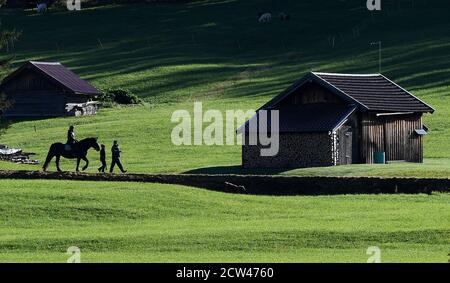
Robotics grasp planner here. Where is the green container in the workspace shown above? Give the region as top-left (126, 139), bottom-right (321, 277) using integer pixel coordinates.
top-left (374, 152), bottom-right (386, 164)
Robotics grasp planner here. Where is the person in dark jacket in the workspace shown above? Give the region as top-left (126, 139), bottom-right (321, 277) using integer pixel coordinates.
top-left (67, 125), bottom-right (76, 145)
top-left (98, 144), bottom-right (107, 173)
top-left (110, 140), bottom-right (127, 173)
top-left (66, 125), bottom-right (77, 152)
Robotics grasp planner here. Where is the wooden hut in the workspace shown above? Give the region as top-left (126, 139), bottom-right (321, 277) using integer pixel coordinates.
top-left (4, 1), bottom-right (37, 8)
top-left (0, 61), bottom-right (100, 118)
top-left (238, 72), bottom-right (434, 168)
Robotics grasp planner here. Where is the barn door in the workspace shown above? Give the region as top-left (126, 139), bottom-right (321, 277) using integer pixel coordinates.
top-left (384, 117), bottom-right (410, 161)
top-left (384, 115), bottom-right (422, 162)
top-left (339, 126), bottom-right (353, 165)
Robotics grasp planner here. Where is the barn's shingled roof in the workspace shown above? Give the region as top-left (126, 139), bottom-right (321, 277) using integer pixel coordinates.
top-left (238, 71), bottom-right (434, 134)
top-left (0, 61), bottom-right (100, 96)
top-left (237, 104), bottom-right (356, 133)
top-left (260, 72), bottom-right (434, 113)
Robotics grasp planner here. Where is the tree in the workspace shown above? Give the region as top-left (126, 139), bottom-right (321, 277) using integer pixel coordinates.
top-left (0, 0), bottom-right (21, 114)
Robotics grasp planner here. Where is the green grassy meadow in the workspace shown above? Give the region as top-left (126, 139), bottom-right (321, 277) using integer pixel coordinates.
top-left (0, 179), bottom-right (448, 263)
top-left (0, 1), bottom-right (449, 263)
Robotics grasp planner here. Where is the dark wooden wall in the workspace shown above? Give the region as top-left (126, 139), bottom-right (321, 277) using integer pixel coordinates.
top-left (2, 69), bottom-right (60, 92)
top-left (280, 82), bottom-right (344, 106)
top-left (3, 91), bottom-right (66, 117)
top-left (2, 69), bottom-right (90, 118)
top-left (384, 115), bottom-right (423, 163)
top-left (4, 1), bottom-right (36, 8)
top-left (361, 113), bottom-right (423, 163)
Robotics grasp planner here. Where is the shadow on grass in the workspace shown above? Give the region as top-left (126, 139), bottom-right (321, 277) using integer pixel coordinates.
top-left (3, 0), bottom-right (449, 104)
top-left (183, 165), bottom-right (291, 175)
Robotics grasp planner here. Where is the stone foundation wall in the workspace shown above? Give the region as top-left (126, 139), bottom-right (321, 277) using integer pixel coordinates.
top-left (242, 132), bottom-right (333, 168)
top-left (1, 170), bottom-right (448, 196)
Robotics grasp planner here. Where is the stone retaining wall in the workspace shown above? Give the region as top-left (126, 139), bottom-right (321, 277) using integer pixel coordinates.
top-left (243, 132), bottom-right (333, 168)
top-left (1, 170), bottom-right (449, 196)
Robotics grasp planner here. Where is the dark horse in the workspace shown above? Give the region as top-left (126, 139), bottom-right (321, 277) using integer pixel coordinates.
top-left (43, 137), bottom-right (100, 172)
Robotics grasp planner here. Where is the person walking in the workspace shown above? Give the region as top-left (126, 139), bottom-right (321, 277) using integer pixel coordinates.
top-left (98, 144), bottom-right (107, 173)
top-left (110, 140), bottom-right (127, 173)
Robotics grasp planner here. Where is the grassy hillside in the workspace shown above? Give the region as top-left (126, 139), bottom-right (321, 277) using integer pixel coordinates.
top-left (0, 0), bottom-right (449, 176)
top-left (0, 179), bottom-right (448, 262)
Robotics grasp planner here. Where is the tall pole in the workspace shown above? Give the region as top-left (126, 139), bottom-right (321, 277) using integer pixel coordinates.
top-left (370, 41), bottom-right (382, 73)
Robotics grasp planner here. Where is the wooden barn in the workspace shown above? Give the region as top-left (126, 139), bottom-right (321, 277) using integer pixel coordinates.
top-left (0, 61), bottom-right (100, 118)
top-left (3, 1), bottom-right (35, 8)
top-left (239, 72), bottom-right (434, 168)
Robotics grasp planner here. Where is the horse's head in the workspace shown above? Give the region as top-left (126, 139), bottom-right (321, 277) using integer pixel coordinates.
top-left (83, 137), bottom-right (100, 151)
top-left (92, 137), bottom-right (101, 151)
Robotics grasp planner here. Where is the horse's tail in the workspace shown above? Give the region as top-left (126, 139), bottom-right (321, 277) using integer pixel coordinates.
top-left (42, 145), bottom-right (55, 171)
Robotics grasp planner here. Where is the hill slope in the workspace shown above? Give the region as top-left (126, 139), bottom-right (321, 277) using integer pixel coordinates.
top-left (0, 0), bottom-right (449, 175)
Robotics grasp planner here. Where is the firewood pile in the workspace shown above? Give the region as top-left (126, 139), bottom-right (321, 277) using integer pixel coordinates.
top-left (65, 101), bottom-right (100, 116)
top-left (0, 144), bottom-right (39, 165)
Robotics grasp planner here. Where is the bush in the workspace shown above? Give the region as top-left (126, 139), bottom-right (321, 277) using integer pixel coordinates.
top-left (98, 88), bottom-right (141, 105)
top-left (0, 92), bottom-right (11, 113)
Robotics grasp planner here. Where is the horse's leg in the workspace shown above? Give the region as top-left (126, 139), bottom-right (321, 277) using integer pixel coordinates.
top-left (82, 156), bottom-right (89, 171)
top-left (43, 147), bottom-right (55, 171)
top-left (55, 155), bottom-right (62, 172)
top-left (76, 158), bottom-right (81, 172)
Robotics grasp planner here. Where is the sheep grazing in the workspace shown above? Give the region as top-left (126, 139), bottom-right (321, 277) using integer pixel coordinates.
top-left (258, 12), bottom-right (272, 23)
top-left (36, 3), bottom-right (48, 13)
top-left (279, 12), bottom-right (290, 21)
